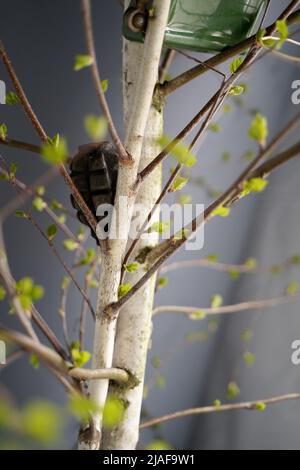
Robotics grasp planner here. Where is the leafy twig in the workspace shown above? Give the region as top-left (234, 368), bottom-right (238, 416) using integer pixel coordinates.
top-left (140, 393), bottom-right (300, 429)
top-left (80, 0), bottom-right (130, 164)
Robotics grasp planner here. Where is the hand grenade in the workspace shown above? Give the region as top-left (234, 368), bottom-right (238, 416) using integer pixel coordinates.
top-left (69, 142), bottom-right (119, 244)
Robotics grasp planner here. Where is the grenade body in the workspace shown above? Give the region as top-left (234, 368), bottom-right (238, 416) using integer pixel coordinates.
top-left (123, 0), bottom-right (267, 53)
top-left (69, 142), bottom-right (119, 244)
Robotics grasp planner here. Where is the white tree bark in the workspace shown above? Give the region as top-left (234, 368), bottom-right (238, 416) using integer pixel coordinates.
top-left (78, 0), bottom-right (170, 450)
top-left (102, 106), bottom-right (163, 450)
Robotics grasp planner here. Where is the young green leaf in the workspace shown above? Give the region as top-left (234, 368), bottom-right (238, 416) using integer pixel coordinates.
top-left (157, 277), bottom-right (169, 290)
top-left (149, 221), bottom-right (170, 235)
top-left (157, 136), bottom-right (197, 168)
top-left (285, 281), bottom-right (299, 296)
top-left (118, 284), bottom-right (132, 298)
top-left (0, 123), bottom-right (8, 140)
top-left (291, 254), bottom-right (300, 265)
top-left (241, 329), bottom-right (253, 342)
top-left (124, 263), bottom-right (139, 273)
top-left (9, 163), bottom-right (17, 178)
top-left (22, 401), bottom-right (62, 444)
top-left (103, 397), bottom-right (125, 429)
top-left (74, 54), bottom-right (94, 71)
top-left (179, 194), bottom-right (192, 205)
top-left (255, 402), bottom-right (266, 412)
top-left (15, 277), bottom-right (44, 311)
top-left (222, 152), bottom-right (231, 163)
top-left (229, 85), bottom-right (245, 96)
top-left (41, 136), bottom-right (68, 165)
top-left (36, 186), bottom-right (45, 196)
top-left (101, 79), bottom-right (109, 92)
top-left (51, 200), bottom-right (63, 210)
top-left (156, 375), bottom-right (166, 390)
top-left (230, 57), bottom-right (244, 74)
top-left (226, 381), bottom-right (240, 399)
top-left (79, 248), bottom-right (96, 266)
top-left (243, 351), bottom-right (256, 367)
top-left (6, 92), bottom-right (20, 105)
top-left (208, 123), bottom-right (221, 133)
top-left (171, 176), bottom-right (189, 192)
top-left (15, 211), bottom-right (28, 219)
top-left (245, 257), bottom-right (257, 269)
top-left (84, 115), bottom-right (108, 140)
top-left (229, 269), bottom-right (240, 280)
top-left (31, 285), bottom-right (45, 301)
top-left (71, 349), bottom-right (91, 368)
top-left (63, 239), bottom-right (79, 251)
top-left (213, 399), bottom-right (222, 409)
top-left (244, 177), bottom-right (269, 193)
top-left (146, 440), bottom-right (172, 451)
top-left (69, 395), bottom-right (100, 423)
top-left (189, 310), bottom-right (207, 321)
top-left (47, 224), bottom-right (58, 241)
top-left (29, 353), bottom-right (40, 370)
top-left (211, 294), bottom-right (223, 309)
top-left (276, 19), bottom-right (289, 49)
top-left (211, 206), bottom-right (231, 218)
top-left (248, 114), bottom-right (268, 145)
top-left (32, 197), bottom-right (47, 212)
top-left (0, 286), bottom-right (6, 301)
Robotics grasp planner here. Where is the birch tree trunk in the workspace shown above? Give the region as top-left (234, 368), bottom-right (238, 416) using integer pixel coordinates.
top-left (78, 0), bottom-right (170, 450)
top-left (101, 106), bottom-right (163, 449)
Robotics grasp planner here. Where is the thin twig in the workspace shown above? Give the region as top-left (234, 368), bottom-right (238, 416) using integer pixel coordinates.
top-left (0, 349), bottom-right (23, 371)
top-left (159, 7), bottom-right (300, 97)
top-left (0, 326), bottom-right (129, 383)
top-left (0, 138), bottom-right (41, 155)
top-left (140, 393), bottom-right (300, 429)
top-left (80, 0), bottom-right (130, 164)
top-left (153, 295), bottom-right (296, 317)
top-left (105, 112), bottom-right (300, 315)
top-left (26, 211), bottom-right (96, 319)
top-left (137, 40), bottom-right (261, 185)
top-left (0, 166), bottom-right (58, 221)
top-left (160, 256), bottom-right (295, 276)
top-left (253, 141), bottom-right (300, 178)
top-left (121, 163), bottom-right (182, 282)
top-left (0, 167), bottom-right (82, 248)
top-left (0, 40), bottom-right (97, 232)
top-left (159, 49), bottom-right (176, 84)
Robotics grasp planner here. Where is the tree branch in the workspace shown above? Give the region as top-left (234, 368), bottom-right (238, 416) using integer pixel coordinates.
top-left (105, 112), bottom-right (300, 315)
top-left (252, 141), bottom-right (300, 178)
top-left (0, 327), bottom-right (129, 383)
top-left (0, 138), bottom-right (41, 155)
top-left (140, 393), bottom-right (300, 429)
top-left (80, 0), bottom-right (130, 164)
top-left (0, 40), bottom-right (97, 232)
top-left (153, 295), bottom-right (296, 317)
top-left (160, 9), bottom-right (300, 97)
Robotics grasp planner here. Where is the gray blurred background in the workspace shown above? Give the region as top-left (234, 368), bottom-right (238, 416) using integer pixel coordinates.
top-left (1, 0), bottom-right (300, 450)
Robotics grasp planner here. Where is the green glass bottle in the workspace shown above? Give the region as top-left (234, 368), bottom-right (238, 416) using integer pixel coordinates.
top-left (124, 0), bottom-right (267, 53)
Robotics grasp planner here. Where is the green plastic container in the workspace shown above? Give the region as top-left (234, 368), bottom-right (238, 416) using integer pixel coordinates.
top-left (124, 0), bottom-right (267, 52)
